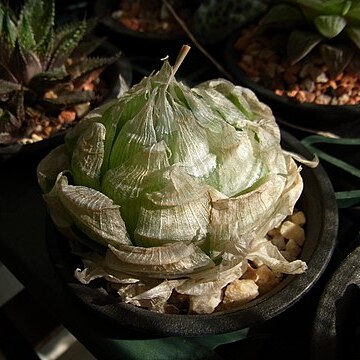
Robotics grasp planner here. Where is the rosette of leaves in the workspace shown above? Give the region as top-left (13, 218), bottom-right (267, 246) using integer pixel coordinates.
top-left (0, 0), bottom-right (122, 145)
top-left (257, 0), bottom-right (360, 76)
top-left (37, 46), bottom-right (307, 315)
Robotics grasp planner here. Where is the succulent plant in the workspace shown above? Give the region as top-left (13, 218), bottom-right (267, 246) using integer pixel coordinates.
top-left (37, 46), bottom-right (307, 314)
top-left (257, 0), bottom-right (360, 76)
top-left (0, 0), bottom-right (122, 145)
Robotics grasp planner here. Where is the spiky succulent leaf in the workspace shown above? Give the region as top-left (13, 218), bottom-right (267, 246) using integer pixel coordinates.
top-left (19, 0), bottom-right (55, 53)
top-left (28, 66), bottom-right (70, 94)
top-left (8, 43), bottom-right (42, 85)
top-left (70, 36), bottom-right (106, 59)
top-left (50, 19), bottom-right (87, 69)
top-left (0, 79), bottom-right (22, 94)
top-left (314, 15), bottom-right (347, 38)
top-left (287, 30), bottom-right (323, 64)
top-left (17, 8), bottom-right (36, 49)
top-left (71, 53), bottom-right (122, 88)
top-left (1, 12), bottom-right (17, 49)
top-left (36, 28), bottom-right (54, 64)
top-left (42, 91), bottom-right (95, 106)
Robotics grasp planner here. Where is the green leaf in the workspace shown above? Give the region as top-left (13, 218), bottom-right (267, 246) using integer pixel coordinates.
top-left (320, 44), bottom-right (354, 76)
top-left (287, 30), bottom-right (323, 64)
top-left (346, 26), bottom-right (360, 48)
top-left (259, 4), bottom-right (304, 30)
top-left (71, 122), bottom-right (105, 190)
top-left (342, 1), bottom-right (352, 15)
top-left (17, 6), bottom-right (36, 49)
top-left (314, 15), bottom-right (347, 38)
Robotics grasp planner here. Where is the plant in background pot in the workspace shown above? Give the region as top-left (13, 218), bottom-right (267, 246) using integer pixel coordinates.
top-left (0, 0), bottom-right (130, 159)
top-left (225, 0), bottom-right (360, 136)
top-left (94, 0), bottom-right (201, 53)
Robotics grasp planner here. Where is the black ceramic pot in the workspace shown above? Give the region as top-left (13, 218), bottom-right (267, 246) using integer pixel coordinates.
top-left (93, 0), bottom-right (191, 58)
top-left (0, 41), bottom-right (132, 162)
top-left (224, 30), bottom-right (360, 138)
top-left (46, 130), bottom-right (338, 337)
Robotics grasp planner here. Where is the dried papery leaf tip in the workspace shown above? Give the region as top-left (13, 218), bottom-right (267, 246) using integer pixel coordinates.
top-left (166, 44), bottom-right (191, 87)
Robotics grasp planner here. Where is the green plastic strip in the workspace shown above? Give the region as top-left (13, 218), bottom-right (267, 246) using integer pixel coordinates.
top-left (300, 135), bottom-right (360, 208)
top-left (113, 328), bottom-right (249, 360)
top-left (335, 190), bottom-right (360, 209)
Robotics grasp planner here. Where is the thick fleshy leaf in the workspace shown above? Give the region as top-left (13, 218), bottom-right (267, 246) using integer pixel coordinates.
top-left (106, 244), bottom-right (214, 278)
top-left (134, 167), bottom-right (211, 246)
top-left (295, 0), bottom-right (349, 16)
top-left (346, 26), bottom-right (360, 49)
top-left (65, 100), bottom-right (116, 153)
top-left (258, 4), bottom-right (305, 30)
top-left (72, 122), bottom-right (105, 190)
top-left (314, 15), bottom-right (346, 38)
top-left (123, 279), bottom-right (185, 313)
top-left (37, 144), bottom-right (70, 193)
top-left (56, 174), bottom-right (131, 246)
top-left (102, 141), bottom-right (170, 233)
top-left (287, 30), bottom-right (323, 64)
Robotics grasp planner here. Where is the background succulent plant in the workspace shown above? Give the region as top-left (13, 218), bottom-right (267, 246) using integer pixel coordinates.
top-left (258, 0), bottom-right (360, 76)
top-left (0, 0), bottom-right (121, 145)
